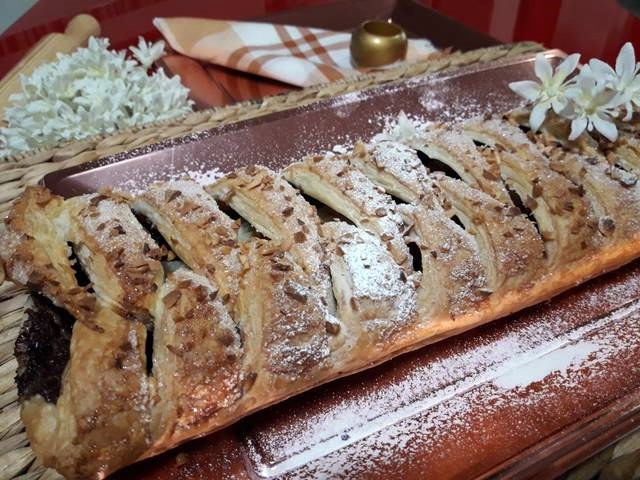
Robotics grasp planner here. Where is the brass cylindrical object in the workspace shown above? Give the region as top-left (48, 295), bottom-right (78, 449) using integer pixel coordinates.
top-left (350, 20), bottom-right (408, 68)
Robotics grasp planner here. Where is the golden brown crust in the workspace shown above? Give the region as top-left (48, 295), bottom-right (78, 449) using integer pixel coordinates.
top-left (133, 180), bottom-right (241, 306)
top-left (433, 174), bottom-right (545, 291)
top-left (533, 134), bottom-right (640, 241)
top-left (22, 309), bottom-right (151, 479)
top-left (465, 118), bottom-right (598, 267)
top-left (207, 166), bottom-right (334, 312)
top-left (11, 112), bottom-right (640, 480)
top-left (602, 129), bottom-right (640, 175)
top-left (416, 127), bottom-right (513, 205)
top-left (0, 187), bottom-right (98, 329)
top-left (283, 154), bottom-right (412, 273)
top-left (347, 145), bottom-right (490, 317)
top-left (401, 203), bottom-right (489, 318)
top-left (321, 221), bottom-right (418, 349)
top-left (64, 192), bottom-right (164, 322)
top-left (353, 132), bottom-right (542, 292)
top-left (350, 141), bottom-right (429, 203)
top-left (149, 269), bottom-right (243, 452)
top-left (234, 240), bottom-right (333, 399)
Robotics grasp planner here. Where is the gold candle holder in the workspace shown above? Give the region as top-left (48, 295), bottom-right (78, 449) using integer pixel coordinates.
top-left (350, 20), bottom-right (408, 68)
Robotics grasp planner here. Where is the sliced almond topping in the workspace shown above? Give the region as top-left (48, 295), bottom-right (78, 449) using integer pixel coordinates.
top-left (217, 329), bottom-right (236, 346)
top-left (110, 224), bottom-right (125, 236)
top-left (531, 182), bottom-right (543, 198)
top-left (272, 262), bottom-right (293, 272)
top-left (165, 190), bottom-right (182, 202)
top-left (349, 297), bottom-right (359, 312)
top-left (162, 290), bottom-right (182, 308)
top-left (284, 280), bottom-right (307, 303)
top-left (482, 169), bottom-right (500, 181)
top-left (89, 194), bottom-right (108, 206)
top-left (524, 196), bottom-right (538, 211)
top-left (325, 319), bottom-right (341, 335)
top-left (282, 206), bottom-right (294, 217)
top-left (598, 216), bottom-right (616, 236)
top-left (166, 344), bottom-right (182, 357)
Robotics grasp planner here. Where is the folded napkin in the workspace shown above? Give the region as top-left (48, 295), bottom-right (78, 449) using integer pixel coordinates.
top-left (154, 17), bottom-right (437, 87)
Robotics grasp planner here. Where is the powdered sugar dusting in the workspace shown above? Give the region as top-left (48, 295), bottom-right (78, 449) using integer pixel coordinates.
top-left (120, 166), bottom-right (224, 195)
top-left (296, 155), bottom-right (410, 269)
top-left (0, 222), bottom-right (30, 284)
top-left (325, 221), bottom-right (417, 339)
top-left (244, 268), bottom-right (640, 477)
top-left (372, 111), bottom-right (431, 144)
top-left (366, 140), bottom-right (429, 198)
top-left (330, 90), bottom-right (366, 119)
top-left (492, 341), bottom-right (600, 389)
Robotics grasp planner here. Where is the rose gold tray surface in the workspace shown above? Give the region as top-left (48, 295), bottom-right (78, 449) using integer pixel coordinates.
top-left (45, 52), bottom-right (640, 479)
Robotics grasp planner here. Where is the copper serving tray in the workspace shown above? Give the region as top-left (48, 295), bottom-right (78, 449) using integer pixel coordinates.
top-left (44, 52), bottom-right (640, 479)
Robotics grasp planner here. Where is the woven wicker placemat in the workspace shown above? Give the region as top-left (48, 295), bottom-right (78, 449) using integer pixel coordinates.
top-left (4, 41), bottom-right (635, 480)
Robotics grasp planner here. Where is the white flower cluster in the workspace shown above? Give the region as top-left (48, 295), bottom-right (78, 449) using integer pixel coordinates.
top-left (0, 37), bottom-right (193, 158)
top-left (509, 42), bottom-right (640, 142)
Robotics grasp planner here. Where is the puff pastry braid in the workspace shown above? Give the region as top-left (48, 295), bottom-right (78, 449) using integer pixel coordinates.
top-left (0, 188), bottom-right (97, 329)
top-left (62, 192), bottom-right (164, 322)
top-left (132, 180), bottom-right (241, 306)
top-left (7, 110), bottom-right (640, 479)
top-left (206, 166), bottom-right (335, 313)
top-left (283, 153), bottom-right (413, 273)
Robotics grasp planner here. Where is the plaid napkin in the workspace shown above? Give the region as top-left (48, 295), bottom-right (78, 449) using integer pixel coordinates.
top-left (153, 17), bottom-right (438, 87)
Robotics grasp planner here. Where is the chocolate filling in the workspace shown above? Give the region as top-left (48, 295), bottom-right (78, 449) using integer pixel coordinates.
top-left (416, 149), bottom-right (462, 180)
top-left (15, 294), bottom-right (75, 403)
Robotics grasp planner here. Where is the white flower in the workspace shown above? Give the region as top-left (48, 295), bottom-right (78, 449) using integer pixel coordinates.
top-left (130, 37), bottom-right (166, 69)
top-left (372, 111), bottom-right (425, 143)
top-left (0, 36), bottom-right (192, 158)
top-left (584, 42), bottom-right (640, 120)
top-left (564, 69), bottom-right (624, 142)
top-left (509, 53), bottom-right (580, 130)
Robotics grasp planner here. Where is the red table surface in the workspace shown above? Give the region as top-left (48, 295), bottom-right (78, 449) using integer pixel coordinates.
top-left (1, 0), bottom-right (640, 81)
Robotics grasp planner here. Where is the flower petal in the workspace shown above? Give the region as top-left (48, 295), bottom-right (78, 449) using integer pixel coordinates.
top-left (576, 67), bottom-right (597, 92)
top-left (616, 42), bottom-right (636, 80)
top-left (508, 80), bottom-right (541, 101)
top-left (622, 101), bottom-right (634, 121)
top-left (592, 114), bottom-right (618, 142)
top-left (596, 88), bottom-right (622, 107)
top-left (534, 53), bottom-right (553, 83)
top-left (588, 59), bottom-right (616, 85)
top-left (569, 116), bottom-right (588, 140)
top-left (551, 95), bottom-right (569, 114)
top-left (555, 53), bottom-right (580, 82)
top-left (529, 100), bottom-right (550, 131)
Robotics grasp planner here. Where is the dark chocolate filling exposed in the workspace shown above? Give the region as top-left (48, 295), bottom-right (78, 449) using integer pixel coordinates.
top-left (14, 294), bottom-right (75, 403)
top-left (416, 149), bottom-right (462, 180)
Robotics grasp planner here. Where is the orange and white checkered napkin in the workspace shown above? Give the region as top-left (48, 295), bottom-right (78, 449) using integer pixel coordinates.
top-left (153, 17), bottom-right (438, 87)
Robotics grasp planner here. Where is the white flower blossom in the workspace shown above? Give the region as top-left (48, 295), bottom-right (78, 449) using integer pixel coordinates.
top-left (130, 36), bottom-right (166, 69)
top-left (0, 36), bottom-right (192, 158)
top-left (509, 43), bottom-right (640, 142)
top-left (565, 69), bottom-right (624, 142)
top-left (584, 42), bottom-right (640, 120)
top-left (371, 111), bottom-right (426, 143)
top-left (509, 53), bottom-right (580, 130)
